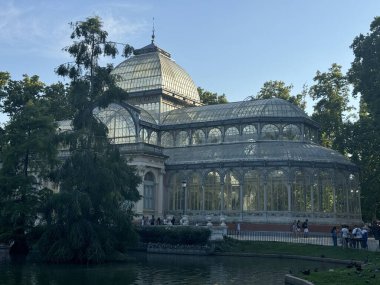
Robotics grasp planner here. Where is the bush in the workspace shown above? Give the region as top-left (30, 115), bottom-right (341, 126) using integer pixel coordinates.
top-left (137, 226), bottom-right (211, 245)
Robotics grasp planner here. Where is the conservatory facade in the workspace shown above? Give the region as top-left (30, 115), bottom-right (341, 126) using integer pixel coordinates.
top-left (89, 41), bottom-right (361, 225)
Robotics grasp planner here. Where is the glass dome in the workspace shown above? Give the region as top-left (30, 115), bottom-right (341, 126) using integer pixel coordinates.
top-left (111, 43), bottom-right (200, 104)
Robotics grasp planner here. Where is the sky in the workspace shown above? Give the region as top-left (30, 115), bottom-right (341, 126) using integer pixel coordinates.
top-left (1, 0), bottom-right (379, 120)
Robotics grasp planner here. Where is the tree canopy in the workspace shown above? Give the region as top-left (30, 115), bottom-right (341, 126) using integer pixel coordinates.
top-left (197, 87), bottom-right (228, 105)
top-left (37, 16), bottom-right (141, 263)
top-left (255, 80), bottom-right (306, 110)
top-left (0, 74), bottom-right (58, 254)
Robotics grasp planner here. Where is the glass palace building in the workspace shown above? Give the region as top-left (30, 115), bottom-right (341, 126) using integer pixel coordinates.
top-left (90, 41), bottom-right (361, 226)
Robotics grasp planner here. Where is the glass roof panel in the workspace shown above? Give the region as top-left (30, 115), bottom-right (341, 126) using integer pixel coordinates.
top-left (163, 141), bottom-right (355, 167)
top-left (161, 98), bottom-right (309, 125)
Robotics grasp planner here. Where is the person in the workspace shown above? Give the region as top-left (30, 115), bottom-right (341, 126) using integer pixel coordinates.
top-left (156, 217), bottom-right (162, 225)
top-left (361, 227), bottom-right (368, 249)
top-left (150, 215), bottom-right (155, 225)
top-left (341, 225), bottom-right (349, 248)
top-left (141, 215), bottom-right (145, 226)
top-left (296, 220), bottom-right (301, 235)
top-left (291, 220), bottom-right (297, 235)
top-left (171, 216), bottom-right (175, 225)
top-left (237, 223), bottom-right (241, 235)
top-left (331, 226), bottom-right (338, 246)
top-left (352, 225), bottom-right (362, 248)
top-left (302, 219), bottom-right (309, 238)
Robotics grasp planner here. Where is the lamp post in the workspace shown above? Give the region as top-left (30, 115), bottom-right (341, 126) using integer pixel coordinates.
top-left (181, 180), bottom-right (187, 215)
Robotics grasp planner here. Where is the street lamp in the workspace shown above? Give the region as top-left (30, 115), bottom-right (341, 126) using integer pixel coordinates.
top-left (181, 180), bottom-right (187, 215)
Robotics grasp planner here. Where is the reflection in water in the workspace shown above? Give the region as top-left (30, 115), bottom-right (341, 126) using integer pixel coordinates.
top-left (0, 250), bottom-right (340, 285)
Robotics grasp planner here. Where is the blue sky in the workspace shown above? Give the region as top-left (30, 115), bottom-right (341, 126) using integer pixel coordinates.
top-left (1, 0), bottom-right (379, 119)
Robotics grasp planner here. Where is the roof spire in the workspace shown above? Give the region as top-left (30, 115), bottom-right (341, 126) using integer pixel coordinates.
top-left (151, 17), bottom-right (155, 44)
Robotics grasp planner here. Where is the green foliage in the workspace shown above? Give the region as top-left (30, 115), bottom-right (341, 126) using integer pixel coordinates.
top-left (0, 74), bottom-right (58, 253)
top-left (255, 80), bottom-right (306, 110)
top-left (38, 16), bottom-right (141, 263)
top-left (348, 16), bottom-right (380, 129)
top-left (347, 17), bottom-right (380, 221)
top-left (137, 226), bottom-right (211, 245)
top-left (197, 87), bottom-right (228, 105)
top-left (309, 64), bottom-right (352, 153)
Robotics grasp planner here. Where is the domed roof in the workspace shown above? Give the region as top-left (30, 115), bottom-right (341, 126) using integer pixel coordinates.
top-left (112, 43), bottom-right (200, 104)
top-left (161, 98), bottom-right (315, 126)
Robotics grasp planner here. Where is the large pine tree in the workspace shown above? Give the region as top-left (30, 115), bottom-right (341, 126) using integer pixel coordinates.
top-left (38, 16), bottom-right (141, 263)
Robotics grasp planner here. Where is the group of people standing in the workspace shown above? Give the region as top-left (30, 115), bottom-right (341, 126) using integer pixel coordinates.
top-left (141, 215), bottom-right (176, 226)
top-left (291, 219), bottom-right (309, 237)
top-left (331, 224), bottom-right (368, 249)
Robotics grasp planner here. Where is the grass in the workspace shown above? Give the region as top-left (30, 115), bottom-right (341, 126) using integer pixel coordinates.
top-left (217, 238), bottom-right (380, 285)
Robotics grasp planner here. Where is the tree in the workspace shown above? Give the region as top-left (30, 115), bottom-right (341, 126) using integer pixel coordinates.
top-left (255, 80), bottom-right (306, 110)
top-left (197, 87), bottom-right (228, 105)
top-left (309, 64), bottom-right (352, 153)
top-left (38, 16), bottom-right (141, 263)
top-left (348, 16), bottom-right (380, 129)
top-left (0, 74), bottom-right (58, 254)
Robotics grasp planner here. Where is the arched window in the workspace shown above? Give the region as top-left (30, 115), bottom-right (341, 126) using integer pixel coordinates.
top-left (168, 173), bottom-right (182, 211)
top-left (140, 128), bottom-right (149, 143)
top-left (261, 124), bottom-right (279, 140)
top-left (93, 103), bottom-right (136, 144)
top-left (243, 170), bottom-right (263, 211)
top-left (318, 171), bottom-right (334, 213)
top-left (225, 172), bottom-right (240, 211)
top-left (176, 131), bottom-right (189, 147)
top-left (292, 171), bottom-right (309, 212)
top-left (161, 132), bottom-right (174, 147)
top-left (283, 124), bottom-right (301, 141)
top-left (192, 129), bottom-right (206, 145)
top-left (144, 172), bottom-right (155, 210)
top-left (188, 173), bottom-right (202, 211)
top-left (208, 128), bottom-right (222, 144)
top-left (225, 127), bottom-right (240, 142)
top-left (149, 131), bottom-right (157, 145)
top-left (267, 170), bottom-right (287, 211)
top-left (204, 171), bottom-right (220, 211)
top-left (242, 125), bottom-right (257, 142)
top-left (348, 174), bottom-right (360, 214)
top-left (335, 172), bottom-right (347, 214)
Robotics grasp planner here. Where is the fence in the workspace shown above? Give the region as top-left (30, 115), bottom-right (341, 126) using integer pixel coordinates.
top-left (227, 230), bottom-right (379, 251)
top-left (228, 230), bottom-right (333, 246)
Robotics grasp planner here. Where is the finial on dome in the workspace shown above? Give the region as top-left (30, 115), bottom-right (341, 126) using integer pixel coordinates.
top-left (151, 17), bottom-right (155, 44)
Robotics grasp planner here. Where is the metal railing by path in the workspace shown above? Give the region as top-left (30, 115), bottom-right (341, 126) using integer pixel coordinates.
top-left (227, 230), bottom-right (380, 252)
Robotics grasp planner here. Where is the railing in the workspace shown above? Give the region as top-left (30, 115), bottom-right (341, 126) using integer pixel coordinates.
top-left (227, 230), bottom-right (379, 251)
top-left (227, 230), bottom-right (334, 246)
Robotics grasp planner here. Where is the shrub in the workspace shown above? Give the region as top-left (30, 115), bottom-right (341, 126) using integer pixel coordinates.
top-left (137, 226), bottom-right (211, 245)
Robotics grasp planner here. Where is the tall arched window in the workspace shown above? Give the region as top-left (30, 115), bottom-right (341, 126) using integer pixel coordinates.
top-left (140, 128), bottom-right (149, 143)
top-left (225, 127), bottom-right (240, 142)
top-left (161, 132), bottom-right (174, 147)
top-left (243, 170), bottom-right (262, 211)
top-left (188, 173), bottom-right (202, 211)
top-left (149, 131), bottom-right (157, 145)
top-left (225, 172), bottom-right (240, 211)
top-left (335, 172), bottom-right (347, 213)
top-left (168, 173), bottom-right (182, 211)
top-left (176, 131), bottom-right (189, 146)
top-left (93, 103), bottom-right (136, 144)
top-left (267, 170), bottom-right (287, 211)
top-left (144, 172), bottom-right (155, 210)
top-left (204, 171), bottom-right (220, 211)
top-left (319, 171), bottom-right (334, 213)
top-left (242, 125), bottom-right (257, 142)
top-left (292, 171), bottom-right (307, 212)
top-left (261, 124), bottom-right (279, 140)
top-left (192, 129), bottom-right (206, 145)
top-left (208, 128), bottom-right (222, 144)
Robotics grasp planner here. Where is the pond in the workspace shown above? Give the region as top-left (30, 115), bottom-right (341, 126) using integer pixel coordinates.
top-left (0, 251), bottom-right (340, 285)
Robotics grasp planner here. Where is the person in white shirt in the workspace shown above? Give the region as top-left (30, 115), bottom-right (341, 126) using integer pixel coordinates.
top-left (341, 225), bottom-right (349, 248)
